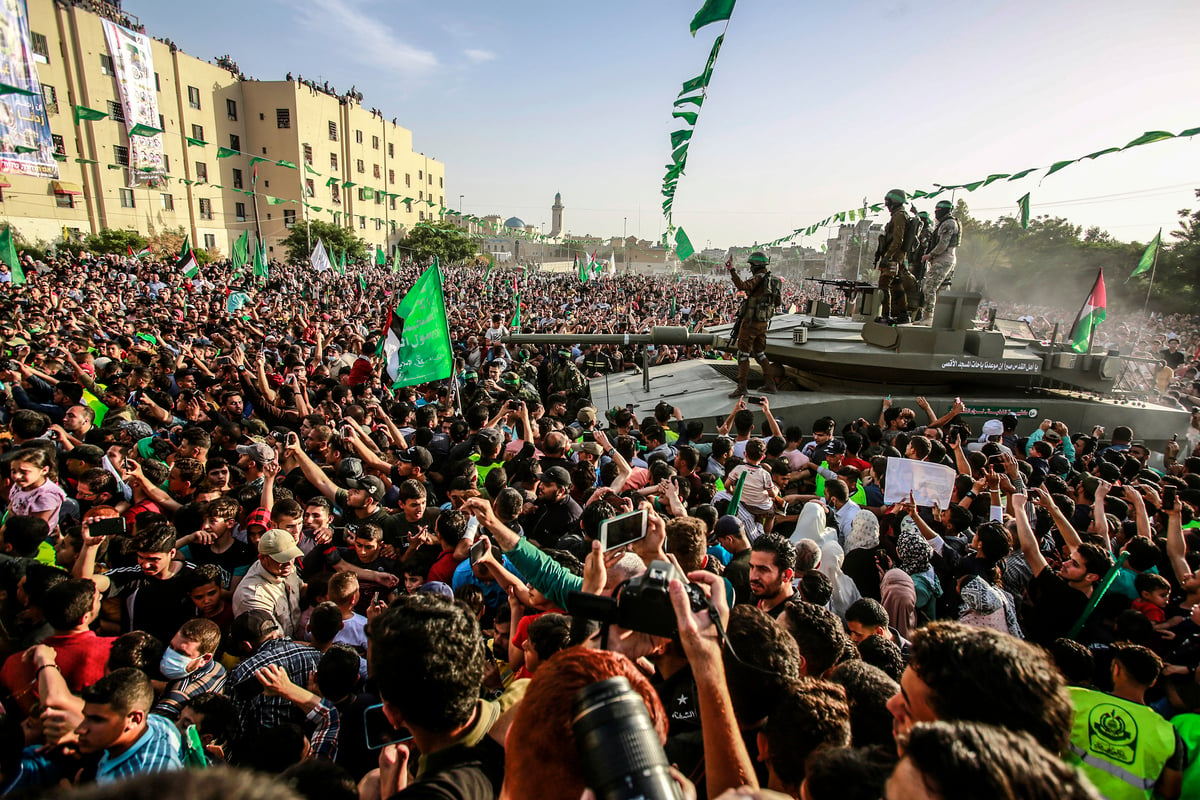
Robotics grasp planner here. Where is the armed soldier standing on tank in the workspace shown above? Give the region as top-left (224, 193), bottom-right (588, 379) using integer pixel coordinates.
top-left (725, 250), bottom-right (779, 396)
top-left (918, 199), bottom-right (961, 323)
top-left (550, 348), bottom-right (590, 414)
top-left (874, 189), bottom-right (913, 324)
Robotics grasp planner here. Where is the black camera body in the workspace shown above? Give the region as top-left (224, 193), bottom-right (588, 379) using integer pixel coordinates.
top-left (568, 560), bottom-right (714, 639)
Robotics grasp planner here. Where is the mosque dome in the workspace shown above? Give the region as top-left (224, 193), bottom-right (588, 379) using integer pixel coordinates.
top-left (503, 216), bottom-right (525, 229)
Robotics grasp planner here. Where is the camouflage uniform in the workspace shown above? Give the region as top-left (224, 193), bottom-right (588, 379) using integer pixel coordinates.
top-left (877, 205), bottom-right (913, 321)
top-left (920, 214), bottom-right (959, 321)
top-left (551, 358), bottom-right (590, 414)
top-left (728, 256), bottom-right (778, 394)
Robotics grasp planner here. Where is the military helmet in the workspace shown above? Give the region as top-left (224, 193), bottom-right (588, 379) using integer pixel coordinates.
top-left (885, 188), bottom-right (906, 205)
top-left (935, 199), bottom-right (953, 211)
top-left (747, 251), bottom-right (770, 270)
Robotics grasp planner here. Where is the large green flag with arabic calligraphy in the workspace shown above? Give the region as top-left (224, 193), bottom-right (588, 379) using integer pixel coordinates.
top-left (383, 260), bottom-right (453, 388)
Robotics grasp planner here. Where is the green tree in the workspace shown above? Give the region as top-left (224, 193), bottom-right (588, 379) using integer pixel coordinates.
top-left (278, 220), bottom-right (369, 264)
top-left (81, 228), bottom-right (148, 257)
top-left (400, 222), bottom-right (475, 264)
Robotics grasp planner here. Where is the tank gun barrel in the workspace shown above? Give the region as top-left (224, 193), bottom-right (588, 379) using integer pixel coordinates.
top-left (504, 326), bottom-right (719, 347)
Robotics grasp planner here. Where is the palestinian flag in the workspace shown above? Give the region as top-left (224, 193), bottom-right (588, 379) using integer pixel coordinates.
top-left (1069, 269), bottom-right (1106, 354)
top-left (128, 244), bottom-right (150, 260)
top-left (177, 236), bottom-right (199, 279)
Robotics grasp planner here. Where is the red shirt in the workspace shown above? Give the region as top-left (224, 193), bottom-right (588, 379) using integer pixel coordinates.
top-left (425, 550), bottom-right (463, 585)
top-left (1132, 598), bottom-right (1166, 624)
top-left (1, 630), bottom-right (116, 712)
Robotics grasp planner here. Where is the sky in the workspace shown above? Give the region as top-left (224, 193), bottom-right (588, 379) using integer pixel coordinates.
top-left (126, 0), bottom-right (1200, 250)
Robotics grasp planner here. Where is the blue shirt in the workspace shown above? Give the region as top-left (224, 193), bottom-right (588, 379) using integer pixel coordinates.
top-left (452, 555), bottom-right (524, 610)
top-left (96, 713), bottom-right (183, 784)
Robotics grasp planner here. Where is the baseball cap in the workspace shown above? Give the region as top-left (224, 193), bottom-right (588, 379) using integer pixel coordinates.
top-left (245, 507), bottom-right (272, 531)
top-left (491, 358), bottom-right (507, 372)
top-left (713, 515), bottom-right (744, 540)
top-left (397, 446), bottom-right (433, 471)
top-left (346, 474), bottom-right (385, 499)
top-left (577, 407), bottom-right (597, 425)
top-left (576, 442), bottom-right (603, 457)
top-left (335, 457), bottom-right (365, 483)
top-left (825, 439), bottom-right (847, 455)
top-left (258, 528), bottom-right (304, 563)
top-left (1048, 455), bottom-right (1072, 476)
top-left (120, 419), bottom-right (154, 440)
top-left (542, 465), bottom-right (572, 487)
top-left (417, 581), bottom-right (454, 599)
top-left (236, 442), bottom-right (277, 465)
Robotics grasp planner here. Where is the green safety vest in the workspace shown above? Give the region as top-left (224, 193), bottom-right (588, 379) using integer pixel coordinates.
top-left (469, 454), bottom-right (505, 491)
top-left (814, 462), bottom-right (867, 506)
top-left (1067, 686), bottom-right (1176, 800)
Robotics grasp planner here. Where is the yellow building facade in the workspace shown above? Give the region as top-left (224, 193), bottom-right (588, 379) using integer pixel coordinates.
top-left (0, 0), bottom-right (445, 259)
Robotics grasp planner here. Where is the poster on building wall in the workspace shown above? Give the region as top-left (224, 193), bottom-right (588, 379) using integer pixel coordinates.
top-left (0, 0), bottom-right (59, 178)
top-left (101, 19), bottom-right (163, 185)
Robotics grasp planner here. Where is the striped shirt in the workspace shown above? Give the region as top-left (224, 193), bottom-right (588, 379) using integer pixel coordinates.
top-left (152, 659), bottom-right (227, 720)
top-left (96, 714), bottom-right (183, 784)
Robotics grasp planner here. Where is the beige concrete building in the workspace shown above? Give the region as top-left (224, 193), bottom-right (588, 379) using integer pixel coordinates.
top-left (0, 0), bottom-right (445, 259)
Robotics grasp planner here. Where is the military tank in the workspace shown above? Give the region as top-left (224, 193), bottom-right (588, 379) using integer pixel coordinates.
top-left (505, 290), bottom-right (1188, 450)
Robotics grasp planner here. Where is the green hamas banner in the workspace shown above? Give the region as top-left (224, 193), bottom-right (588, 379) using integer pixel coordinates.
top-left (383, 259), bottom-right (453, 388)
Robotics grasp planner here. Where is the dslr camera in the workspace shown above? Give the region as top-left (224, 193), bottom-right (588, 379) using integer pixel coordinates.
top-left (569, 560), bottom-right (715, 639)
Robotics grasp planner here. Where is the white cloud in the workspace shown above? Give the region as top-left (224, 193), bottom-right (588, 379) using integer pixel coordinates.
top-left (464, 49), bottom-right (496, 64)
top-left (294, 0), bottom-right (437, 74)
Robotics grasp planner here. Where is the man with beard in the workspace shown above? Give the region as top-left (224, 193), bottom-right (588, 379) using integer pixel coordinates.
top-left (749, 533), bottom-right (797, 618)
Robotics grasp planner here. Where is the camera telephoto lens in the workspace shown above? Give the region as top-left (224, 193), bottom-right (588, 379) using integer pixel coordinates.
top-left (572, 676), bottom-right (681, 800)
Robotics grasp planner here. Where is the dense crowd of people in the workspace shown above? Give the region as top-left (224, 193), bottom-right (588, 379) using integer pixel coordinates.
top-left (0, 246), bottom-right (1197, 800)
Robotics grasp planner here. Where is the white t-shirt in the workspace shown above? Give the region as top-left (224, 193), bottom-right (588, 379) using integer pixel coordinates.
top-left (333, 613), bottom-right (369, 652)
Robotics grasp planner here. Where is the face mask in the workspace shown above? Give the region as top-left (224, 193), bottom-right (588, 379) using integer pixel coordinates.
top-left (160, 646), bottom-right (196, 680)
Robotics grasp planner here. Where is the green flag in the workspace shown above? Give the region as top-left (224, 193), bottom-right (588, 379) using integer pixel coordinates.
top-left (1130, 229), bottom-right (1161, 279)
top-left (1045, 159), bottom-right (1075, 177)
top-left (253, 241), bottom-right (268, 281)
top-left (358, 274), bottom-right (367, 293)
top-left (1123, 131), bottom-right (1175, 150)
top-left (375, 246), bottom-right (386, 266)
top-left (185, 137), bottom-right (206, 147)
top-left (672, 110), bottom-right (699, 126)
top-left (337, 249), bottom-right (346, 275)
top-left (216, 147), bottom-right (238, 159)
top-left (0, 83), bottom-right (35, 97)
top-left (675, 227), bottom-right (695, 260)
top-left (265, 196), bottom-right (290, 205)
top-left (690, 0), bottom-right (736, 35)
top-left (670, 129), bottom-right (693, 149)
top-left (0, 226), bottom-right (22, 285)
top-left (1017, 193), bottom-right (1030, 230)
top-left (305, 163), bottom-right (320, 175)
top-left (128, 123), bottom-right (163, 137)
top-left (382, 260), bottom-right (453, 388)
top-left (178, 235), bottom-right (191, 260)
top-left (232, 231), bottom-right (250, 271)
top-left (73, 105), bottom-right (107, 123)
top-left (1007, 167), bottom-right (1038, 181)
top-left (81, 388), bottom-right (108, 427)
top-left (669, 297), bottom-right (676, 319)
top-left (276, 160), bottom-right (297, 169)
top-left (511, 295), bottom-right (521, 331)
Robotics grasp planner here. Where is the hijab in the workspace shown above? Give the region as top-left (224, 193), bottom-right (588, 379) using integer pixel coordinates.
top-left (846, 510), bottom-right (880, 553)
top-left (881, 569), bottom-right (918, 639)
top-left (819, 540), bottom-right (862, 619)
top-left (792, 501), bottom-right (836, 547)
top-left (959, 576), bottom-right (1024, 638)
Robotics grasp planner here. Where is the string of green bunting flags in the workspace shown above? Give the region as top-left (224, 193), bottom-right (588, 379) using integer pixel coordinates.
top-left (744, 124), bottom-right (1200, 251)
top-left (661, 0), bottom-right (737, 261)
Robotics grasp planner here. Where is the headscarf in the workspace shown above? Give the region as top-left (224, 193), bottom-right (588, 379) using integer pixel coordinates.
top-left (881, 568), bottom-right (918, 639)
top-left (896, 522), bottom-right (933, 575)
top-left (959, 576), bottom-right (1024, 638)
top-left (819, 540), bottom-right (862, 619)
top-left (846, 510), bottom-right (880, 553)
top-left (791, 501), bottom-right (836, 547)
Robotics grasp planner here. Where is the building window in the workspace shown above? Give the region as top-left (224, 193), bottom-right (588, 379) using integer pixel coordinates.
top-left (276, 108), bottom-right (290, 128)
top-left (284, 209), bottom-right (296, 228)
top-left (439, 176), bottom-right (443, 188)
top-left (226, 98), bottom-right (237, 120)
top-left (100, 54), bottom-right (114, 76)
top-left (331, 185), bottom-right (340, 203)
top-left (31, 32), bottom-right (49, 61)
top-left (357, 188), bottom-right (365, 201)
top-left (405, 200), bottom-right (412, 212)
top-left (191, 124), bottom-right (204, 141)
top-left (159, 113), bottom-right (164, 130)
top-left (418, 191), bottom-right (423, 201)
top-left (40, 84), bottom-right (57, 114)
top-left (229, 134), bottom-right (240, 152)
top-left (418, 170), bottom-right (423, 180)
top-left (235, 202), bottom-right (246, 221)
top-left (356, 159), bottom-right (364, 173)
top-left (119, 188), bottom-right (135, 208)
top-left (195, 162), bottom-right (208, 182)
top-left (113, 145), bottom-right (129, 165)
top-left (359, 216), bottom-right (366, 229)
top-left (373, 164), bottom-right (380, 179)
top-left (204, 234), bottom-right (216, 249)
top-left (439, 195), bottom-right (443, 206)
top-left (375, 219), bottom-right (382, 231)
top-left (328, 121), bottom-right (338, 141)
top-left (428, 173), bottom-right (432, 184)
top-left (199, 198), bottom-right (213, 219)
top-left (187, 86), bottom-right (201, 109)
top-left (330, 152), bottom-right (338, 169)
top-left (372, 135), bottom-right (379, 149)
top-left (355, 129), bottom-right (363, 144)
top-left (163, 154), bottom-right (170, 172)
top-left (51, 134), bottom-right (65, 156)
top-left (388, 143), bottom-right (394, 157)
top-left (55, 192), bottom-right (73, 209)
top-left (107, 100), bottom-right (124, 123)
top-left (305, 179), bottom-right (314, 197)
top-left (154, 72), bottom-right (160, 91)
top-left (389, 197), bottom-right (396, 210)
top-left (303, 144), bottom-right (313, 164)
top-left (161, 193), bottom-right (174, 210)
top-left (388, 169), bottom-right (394, 184)
top-left (405, 173), bottom-right (411, 187)
top-left (232, 168), bottom-right (243, 189)
top-left (419, 211), bottom-right (425, 221)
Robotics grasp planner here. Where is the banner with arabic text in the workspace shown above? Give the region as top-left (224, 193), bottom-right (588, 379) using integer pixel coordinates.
top-left (102, 20), bottom-right (163, 185)
top-left (0, 0), bottom-right (58, 178)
